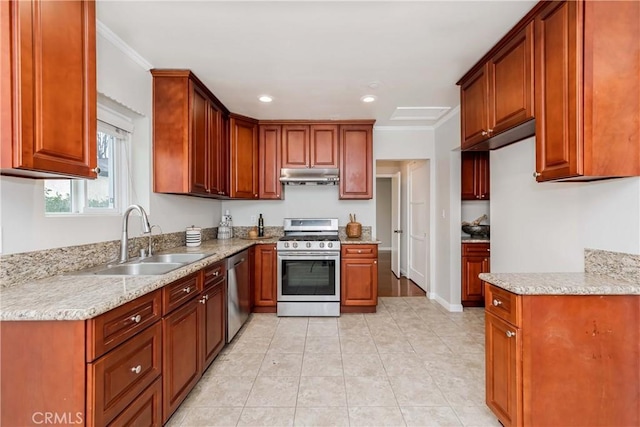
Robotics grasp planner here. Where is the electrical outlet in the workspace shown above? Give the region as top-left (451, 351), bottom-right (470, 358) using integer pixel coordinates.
top-left (250, 215), bottom-right (257, 224)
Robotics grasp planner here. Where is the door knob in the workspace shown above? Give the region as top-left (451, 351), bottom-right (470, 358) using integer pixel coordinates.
top-left (393, 230), bottom-right (403, 233)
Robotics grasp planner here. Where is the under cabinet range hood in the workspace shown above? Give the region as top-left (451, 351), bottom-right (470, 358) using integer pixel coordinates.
top-left (279, 168), bottom-right (340, 185)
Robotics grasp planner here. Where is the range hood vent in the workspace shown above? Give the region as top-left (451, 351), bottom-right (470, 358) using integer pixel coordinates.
top-left (279, 168), bottom-right (339, 186)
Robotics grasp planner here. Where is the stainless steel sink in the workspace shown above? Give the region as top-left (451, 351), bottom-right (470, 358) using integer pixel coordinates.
top-left (139, 253), bottom-right (208, 264)
top-left (92, 262), bottom-right (185, 276)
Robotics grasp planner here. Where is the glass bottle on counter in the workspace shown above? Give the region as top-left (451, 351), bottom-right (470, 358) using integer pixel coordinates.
top-left (258, 214), bottom-right (264, 237)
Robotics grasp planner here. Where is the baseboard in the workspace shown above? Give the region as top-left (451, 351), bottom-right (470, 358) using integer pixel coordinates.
top-left (433, 294), bottom-right (463, 312)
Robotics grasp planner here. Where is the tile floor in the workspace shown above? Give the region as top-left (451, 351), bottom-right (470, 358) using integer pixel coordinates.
top-left (166, 297), bottom-right (500, 427)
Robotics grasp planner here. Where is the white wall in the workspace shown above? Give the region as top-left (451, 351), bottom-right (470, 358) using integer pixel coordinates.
top-left (375, 178), bottom-right (392, 249)
top-left (0, 28), bottom-right (221, 255)
top-left (491, 137), bottom-right (640, 273)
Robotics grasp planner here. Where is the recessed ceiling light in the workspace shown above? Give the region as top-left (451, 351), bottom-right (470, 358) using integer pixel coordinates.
top-left (361, 95), bottom-right (377, 103)
top-left (258, 95), bottom-right (273, 103)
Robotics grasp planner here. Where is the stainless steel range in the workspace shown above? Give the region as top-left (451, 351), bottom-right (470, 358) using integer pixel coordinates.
top-left (277, 218), bottom-right (341, 317)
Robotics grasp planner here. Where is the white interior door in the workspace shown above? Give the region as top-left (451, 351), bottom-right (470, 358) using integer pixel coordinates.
top-left (408, 161), bottom-right (429, 292)
top-left (391, 172), bottom-right (401, 278)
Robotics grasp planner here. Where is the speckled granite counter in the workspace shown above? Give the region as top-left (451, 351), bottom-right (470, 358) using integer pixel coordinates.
top-left (479, 272), bottom-right (640, 296)
top-left (340, 237), bottom-right (381, 244)
top-left (0, 239), bottom-right (275, 321)
top-left (462, 237), bottom-right (490, 243)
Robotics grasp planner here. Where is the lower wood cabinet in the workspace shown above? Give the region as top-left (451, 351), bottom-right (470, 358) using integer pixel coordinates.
top-left (484, 283), bottom-right (639, 427)
top-left (201, 262), bottom-right (227, 369)
top-left (340, 244), bottom-right (378, 312)
top-left (107, 378), bottom-right (162, 427)
top-left (462, 242), bottom-right (490, 307)
top-left (253, 244), bottom-right (278, 312)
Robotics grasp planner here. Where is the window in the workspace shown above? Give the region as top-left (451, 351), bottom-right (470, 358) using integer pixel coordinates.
top-left (44, 121), bottom-right (130, 215)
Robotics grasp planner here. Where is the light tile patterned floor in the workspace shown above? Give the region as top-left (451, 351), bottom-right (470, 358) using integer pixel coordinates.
top-left (166, 297), bottom-right (500, 427)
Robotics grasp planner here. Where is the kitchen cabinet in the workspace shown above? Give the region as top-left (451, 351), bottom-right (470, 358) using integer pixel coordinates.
top-left (484, 283), bottom-right (639, 427)
top-left (281, 124), bottom-right (339, 169)
top-left (462, 243), bottom-right (490, 307)
top-left (200, 261), bottom-right (226, 370)
top-left (341, 244), bottom-right (378, 312)
top-left (161, 272), bottom-right (203, 422)
top-left (461, 152), bottom-right (490, 200)
top-left (253, 244), bottom-right (277, 313)
top-left (339, 124), bottom-right (374, 199)
top-left (533, 0), bottom-right (640, 181)
top-left (1, 0), bottom-right (98, 179)
top-left (229, 114), bottom-right (259, 199)
top-left (151, 70), bottom-right (230, 197)
top-left (0, 290), bottom-right (163, 427)
top-left (459, 22), bottom-right (534, 151)
top-left (259, 124), bottom-right (282, 199)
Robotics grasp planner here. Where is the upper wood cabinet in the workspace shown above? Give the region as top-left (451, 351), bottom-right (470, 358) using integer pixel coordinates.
top-left (151, 70), bottom-right (229, 197)
top-left (339, 124), bottom-right (374, 199)
top-left (1, 0), bottom-right (97, 179)
top-left (459, 22), bottom-right (534, 150)
top-left (534, 0), bottom-right (640, 181)
top-left (281, 124), bottom-right (339, 169)
top-left (259, 125), bottom-right (283, 199)
top-left (461, 152), bottom-right (490, 200)
top-left (229, 114), bottom-right (259, 199)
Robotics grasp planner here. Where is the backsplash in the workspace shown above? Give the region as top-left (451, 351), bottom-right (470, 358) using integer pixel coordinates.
top-left (585, 248), bottom-right (640, 283)
top-left (1, 227), bottom-right (217, 288)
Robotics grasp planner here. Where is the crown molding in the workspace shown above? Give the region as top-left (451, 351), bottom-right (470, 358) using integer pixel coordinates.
top-left (97, 20), bottom-right (154, 71)
top-left (374, 125), bottom-right (435, 131)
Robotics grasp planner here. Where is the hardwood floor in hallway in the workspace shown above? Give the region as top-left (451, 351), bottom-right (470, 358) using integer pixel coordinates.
top-left (377, 250), bottom-right (426, 297)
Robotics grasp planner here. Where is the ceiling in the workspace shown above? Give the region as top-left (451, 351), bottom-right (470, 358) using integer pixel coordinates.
top-left (97, 1), bottom-right (536, 127)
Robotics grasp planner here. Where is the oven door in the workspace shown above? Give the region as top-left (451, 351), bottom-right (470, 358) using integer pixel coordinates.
top-left (277, 251), bottom-right (340, 302)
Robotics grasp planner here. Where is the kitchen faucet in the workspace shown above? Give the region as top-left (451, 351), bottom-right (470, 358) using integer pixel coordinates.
top-left (120, 204), bottom-right (151, 263)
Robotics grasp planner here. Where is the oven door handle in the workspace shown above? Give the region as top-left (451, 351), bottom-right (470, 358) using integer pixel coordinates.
top-left (278, 251), bottom-right (339, 258)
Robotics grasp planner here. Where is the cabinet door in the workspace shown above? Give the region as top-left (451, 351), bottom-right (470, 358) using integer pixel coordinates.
top-left (281, 125), bottom-right (310, 168)
top-left (476, 152), bottom-right (490, 199)
top-left (253, 245), bottom-right (277, 309)
top-left (200, 278), bottom-right (226, 370)
top-left (488, 22), bottom-right (534, 135)
top-left (209, 105), bottom-right (227, 197)
top-left (462, 256), bottom-right (490, 305)
top-left (259, 125), bottom-right (282, 199)
top-left (190, 85), bottom-right (210, 195)
top-left (310, 124), bottom-right (339, 168)
top-left (162, 299), bottom-right (201, 423)
top-left (107, 378), bottom-right (162, 427)
top-left (460, 66), bottom-right (490, 149)
top-left (485, 313), bottom-right (521, 427)
top-left (534, 1), bottom-right (581, 181)
top-left (341, 259), bottom-right (378, 306)
top-left (461, 152), bottom-right (490, 200)
top-left (339, 125), bottom-right (373, 199)
top-left (4, 0), bottom-right (97, 178)
top-left (229, 116), bottom-right (258, 198)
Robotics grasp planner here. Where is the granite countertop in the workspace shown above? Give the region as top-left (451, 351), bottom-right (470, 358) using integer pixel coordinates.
top-left (0, 239), bottom-right (258, 321)
top-left (480, 272), bottom-right (640, 296)
top-left (462, 237), bottom-right (490, 243)
top-left (340, 236), bottom-right (381, 244)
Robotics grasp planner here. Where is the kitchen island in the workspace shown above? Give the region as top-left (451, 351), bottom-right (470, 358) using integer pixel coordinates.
top-left (480, 268), bottom-right (639, 427)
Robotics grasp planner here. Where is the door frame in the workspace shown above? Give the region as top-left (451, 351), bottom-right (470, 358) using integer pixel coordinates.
top-left (375, 173), bottom-right (402, 278)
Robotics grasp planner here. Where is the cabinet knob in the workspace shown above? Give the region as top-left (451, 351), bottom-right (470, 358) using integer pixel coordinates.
top-left (131, 365), bottom-right (142, 374)
top-left (533, 172), bottom-right (541, 178)
top-left (199, 297), bottom-right (206, 304)
top-left (130, 314), bottom-right (142, 323)
top-left (488, 128), bottom-right (493, 134)
top-left (492, 299), bottom-right (502, 307)
top-left (91, 167), bottom-right (101, 174)
top-left (183, 287), bottom-right (191, 293)
top-left (373, 261), bottom-right (377, 264)
top-left (505, 330), bottom-right (515, 338)
top-left (481, 130), bottom-right (488, 136)
top-left (358, 250), bottom-right (362, 253)
top-left (254, 194), bottom-right (258, 197)
top-left (213, 271), bottom-right (219, 276)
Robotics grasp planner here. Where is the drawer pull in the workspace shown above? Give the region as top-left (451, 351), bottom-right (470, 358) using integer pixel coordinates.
top-left (213, 271), bottom-right (219, 277)
top-left (506, 331), bottom-right (515, 338)
top-left (130, 315), bottom-right (142, 323)
top-left (199, 295), bottom-right (209, 304)
top-left (183, 287), bottom-right (191, 293)
top-left (131, 365), bottom-right (142, 374)
top-left (492, 299), bottom-right (502, 307)
top-left (358, 250), bottom-right (362, 254)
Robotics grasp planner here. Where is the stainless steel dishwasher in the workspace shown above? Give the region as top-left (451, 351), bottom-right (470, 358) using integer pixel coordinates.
top-left (226, 249), bottom-right (250, 342)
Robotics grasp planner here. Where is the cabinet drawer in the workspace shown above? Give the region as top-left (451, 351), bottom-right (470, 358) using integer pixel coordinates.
top-left (163, 272), bottom-right (202, 315)
top-left (88, 321), bottom-right (162, 427)
top-left (462, 243), bottom-right (490, 256)
top-left (87, 290), bottom-right (162, 361)
top-left (485, 284), bottom-right (521, 327)
top-left (341, 245), bottom-right (378, 258)
top-left (107, 377), bottom-right (162, 427)
top-left (204, 260), bottom-right (226, 286)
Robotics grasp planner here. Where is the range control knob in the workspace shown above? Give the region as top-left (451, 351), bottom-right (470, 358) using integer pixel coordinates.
top-left (306, 242), bottom-right (311, 248)
top-left (284, 242), bottom-right (289, 248)
top-left (292, 242), bottom-right (298, 248)
top-left (327, 242), bottom-right (333, 248)
top-left (319, 242), bottom-right (325, 248)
